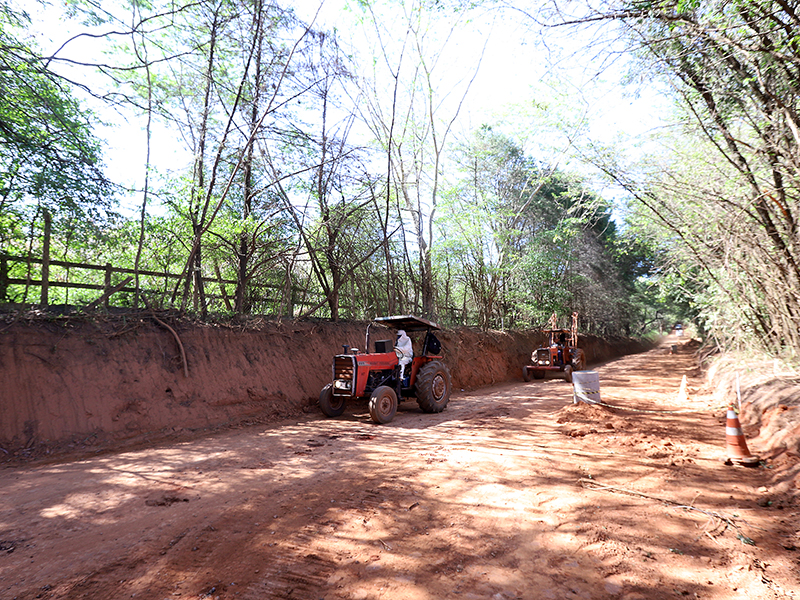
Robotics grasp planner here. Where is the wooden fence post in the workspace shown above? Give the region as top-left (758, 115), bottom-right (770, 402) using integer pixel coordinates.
top-left (0, 252), bottom-right (7, 303)
top-left (104, 263), bottom-right (112, 309)
top-left (40, 209), bottom-right (51, 305)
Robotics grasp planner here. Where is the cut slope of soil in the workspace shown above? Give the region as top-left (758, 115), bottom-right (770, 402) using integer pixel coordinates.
top-left (0, 312), bottom-right (645, 459)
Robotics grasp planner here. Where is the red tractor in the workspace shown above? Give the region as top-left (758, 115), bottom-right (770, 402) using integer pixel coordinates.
top-left (319, 315), bottom-right (452, 424)
top-left (522, 327), bottom-right (586, 383)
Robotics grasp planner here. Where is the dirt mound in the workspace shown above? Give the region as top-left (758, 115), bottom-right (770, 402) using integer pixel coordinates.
top-left (553, 402), bottom-right (628, 438)
top-left (555, 402), bottom-right (616, 422)
top-left (0, 312), bottom-right (649, 460)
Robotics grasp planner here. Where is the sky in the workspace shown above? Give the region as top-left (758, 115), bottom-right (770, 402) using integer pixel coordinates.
top-left (295, 0), bottom-right (669, 143)
top-left (25, 0), bottom-right (671, 215)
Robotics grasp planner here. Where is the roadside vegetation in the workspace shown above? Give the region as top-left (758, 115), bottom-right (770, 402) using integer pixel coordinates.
top-left (1, 0), bottom-right (797, 359)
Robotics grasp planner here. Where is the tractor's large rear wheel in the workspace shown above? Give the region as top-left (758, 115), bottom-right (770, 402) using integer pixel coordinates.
top-left (416, 360), bottom-right (451, 413)
top-left (522, 366), bottom-right (532, 382)
top-left (563, 365), bottom-right (574, 384)
top-left (319, 383), bottom-right (346, 417)
top-left (571, 349), bottom-right (586, 371)
top-left (369, 386), bottom-right (398, 424)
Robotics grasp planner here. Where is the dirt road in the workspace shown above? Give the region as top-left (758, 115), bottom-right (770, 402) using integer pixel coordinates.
top-left (1, 340), bottom-right (798, 600)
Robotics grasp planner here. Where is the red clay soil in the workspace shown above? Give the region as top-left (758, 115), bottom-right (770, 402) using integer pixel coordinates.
top-left (0, 336), bottom-right (798, 600)
top-left (0, 314), bottom-right (639, 456)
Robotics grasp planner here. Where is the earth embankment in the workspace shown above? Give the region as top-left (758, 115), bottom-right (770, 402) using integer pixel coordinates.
top-left (0, 314), bottom-right (646, 457)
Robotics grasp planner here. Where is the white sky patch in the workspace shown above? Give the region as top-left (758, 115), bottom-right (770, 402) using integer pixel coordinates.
top-left (22, 0), bottom-right (673, 215)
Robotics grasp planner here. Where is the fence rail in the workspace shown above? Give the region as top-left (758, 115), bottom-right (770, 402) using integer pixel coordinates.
top-left (0, 251), bottom-right (319, 314)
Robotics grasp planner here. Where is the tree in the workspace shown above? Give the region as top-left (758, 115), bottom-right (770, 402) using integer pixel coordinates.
top-left (530, 0), bottom-right (800, 352)
top-left (111, 0), bottom-right (320, 315)
top-left (440, 126), bottom-right (629, 331)
top-left (353, 0), bottom-right (488, 319)
top-left (0, 1), bottom-right (113, 248)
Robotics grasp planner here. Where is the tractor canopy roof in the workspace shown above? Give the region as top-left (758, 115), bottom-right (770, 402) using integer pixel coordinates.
top-left (373, 315), bottom-right (441, 332)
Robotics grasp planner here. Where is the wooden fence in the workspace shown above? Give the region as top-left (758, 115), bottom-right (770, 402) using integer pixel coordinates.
top-left (0, 251), bottom-right (322, 314)
top-left (2, 252), bottom-right (177, 304)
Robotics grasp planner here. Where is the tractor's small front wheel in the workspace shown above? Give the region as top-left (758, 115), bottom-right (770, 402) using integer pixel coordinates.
top-left (319, 383), bottom-right (346, 417)
top-left (369, 386), bottom-right (398, 424)
top-left (523, 367), bottom-right (545, 381)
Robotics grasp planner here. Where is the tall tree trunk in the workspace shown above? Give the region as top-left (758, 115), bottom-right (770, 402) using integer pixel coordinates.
top-left (132, 3), bottom-right (152, 309)
top-left (235, 0), bottom-right (264, 314)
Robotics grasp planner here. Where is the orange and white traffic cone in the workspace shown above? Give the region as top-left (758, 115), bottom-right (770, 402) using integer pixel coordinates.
top-left (725, 406), bottom-right (759, 466)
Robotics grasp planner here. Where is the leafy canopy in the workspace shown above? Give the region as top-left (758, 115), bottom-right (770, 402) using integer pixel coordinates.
top-left (0, 0), bottom-right (113, 229)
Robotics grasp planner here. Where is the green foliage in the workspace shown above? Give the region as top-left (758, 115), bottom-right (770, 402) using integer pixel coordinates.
top-left (437, 126), bottom-right (639, 332)
top-left (1, 0), bottom-right (667, 338)
top-left (551, 0), bottom-right (800, 352)
top-left (0, 1), bottom-right (114, 253)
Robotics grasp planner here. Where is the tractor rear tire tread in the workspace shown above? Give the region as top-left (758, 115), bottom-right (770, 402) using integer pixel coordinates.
top-left (571, 349), bottom-right (586, 371)
top-left (416, 361), bottom-right (452, 413)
